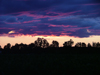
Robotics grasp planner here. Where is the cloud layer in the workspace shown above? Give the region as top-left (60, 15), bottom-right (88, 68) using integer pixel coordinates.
top-left (0, 0), bottom-right (100, 38)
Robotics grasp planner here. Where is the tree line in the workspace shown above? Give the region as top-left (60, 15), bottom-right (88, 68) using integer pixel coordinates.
top-left (0, 38), bottom-right (100, 50)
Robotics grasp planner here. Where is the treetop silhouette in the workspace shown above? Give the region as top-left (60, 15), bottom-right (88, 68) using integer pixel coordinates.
top-left (1, 38), bottom-right (100, 50)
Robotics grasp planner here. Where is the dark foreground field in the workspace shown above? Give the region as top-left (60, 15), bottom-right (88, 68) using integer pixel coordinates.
top-left (0, 52), bottom-right (100, 75)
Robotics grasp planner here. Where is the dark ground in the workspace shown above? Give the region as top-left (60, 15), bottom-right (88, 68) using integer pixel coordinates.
top-left (0, 48), bottom-right (100, 75)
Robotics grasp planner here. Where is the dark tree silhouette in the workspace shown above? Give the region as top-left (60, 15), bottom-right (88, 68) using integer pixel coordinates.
top-left (4, 45), bottom-right (7, 49)
top-left (23, 44), bottom-right (28, 50)
top-left (4, 43), bottom-right (11, 49)
top-left (11, 43), bottom-right (19, 50)
top-left (63, 42), bottom-right (68, 47)
top-left (7, 43), bottom-right (11, 49)
top-left (75, 42), bottom-right (81, 47)
top-left (96, 42), bottom-right (100, 48)
top-left (41, 39), bottom-right (49, 48)
top-left (50, 40), bottom-right (59, 47)
top-left (2, 38), bottom-right (100, 54)
top-left (93, 42), bottom-right (96, 47)
top-left (0, 45), bottom-right (2, 53)
top-left (81, 42), bottom-right (86, 47)
top-left (28, 43), bottom-right (35, 49)
top-left (34, 38), bottom-right (49, 48)
top-left (19, 43), bottom-right (24, 50)
top-left (87, 43), bottom-right (92, 47)
top-left (75, 42), bottom-right (86, 47)
top-left (63, 39), bottom-right (74, 47)
top-left (75, 42), bottom-right (87, 47)
top-left (0, 45), bottom-right (2, 49)
top-left (15, 43), bottom-right (19, 46)
top-left (34, 38), bottom-right (42, 47)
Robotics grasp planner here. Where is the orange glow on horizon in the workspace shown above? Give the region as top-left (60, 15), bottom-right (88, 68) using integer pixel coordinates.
top-left (0, 35), bottom-right (100, 48)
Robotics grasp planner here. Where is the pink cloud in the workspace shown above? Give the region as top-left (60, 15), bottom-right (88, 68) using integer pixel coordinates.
top-left (15, 10), bottom-right (81, 21)
top-left (46, 10), bottom-right (81, 16)
top-left (18, 29), bottom-right (23, 31)
top-left (5, 22), bottom-right (21, 24)
top-left (22, 20), bottom-right (41, 23)
top-left (63, 26), bottom-right (91, 32)
top-left (0, 27), bottom-right (15, 30)
top-left (63, 28), bottom-right (82, 32)
top-left (48, 24), bottom-right (77, 27)
top-left (28, 26), bottom-right (37, 27)
top-left (0, 31), bottom-right (77, 38)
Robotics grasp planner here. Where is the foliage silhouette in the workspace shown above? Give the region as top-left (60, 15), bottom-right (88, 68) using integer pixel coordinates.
top-left (87, 43), bottom-right (92, 47)
top-left (75, 42), bottom-right (86, 47)
top-left (1, 38), bottom-right (100, 54)
top-left (34, 38), bottom-right (49, 48)
top-left (63, 39), bottom-right (74, 47)
top-left (49, 40), bottom-right (59, 47)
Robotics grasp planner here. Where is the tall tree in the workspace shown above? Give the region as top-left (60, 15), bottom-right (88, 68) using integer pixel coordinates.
top-left (34, 38), bottom-right (49, 48)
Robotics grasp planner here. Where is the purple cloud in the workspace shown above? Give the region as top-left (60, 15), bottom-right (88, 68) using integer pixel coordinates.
top-left (0, 0), bottom-right (100, 38)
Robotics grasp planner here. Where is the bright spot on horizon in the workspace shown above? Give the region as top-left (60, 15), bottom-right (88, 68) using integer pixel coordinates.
top-left (8, 30), bottom-right (15, 34)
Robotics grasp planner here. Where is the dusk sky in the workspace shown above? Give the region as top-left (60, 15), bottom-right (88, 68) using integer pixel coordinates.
top-left (0, 0), bottom-right (100, 48)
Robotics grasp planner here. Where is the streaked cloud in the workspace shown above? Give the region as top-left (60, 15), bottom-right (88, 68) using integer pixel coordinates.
top-left (0, 0), bottom-right (100, 38)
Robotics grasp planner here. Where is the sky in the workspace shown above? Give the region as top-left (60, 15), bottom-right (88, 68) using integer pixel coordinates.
top-left (0, 0), bottom-right (100, 48)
